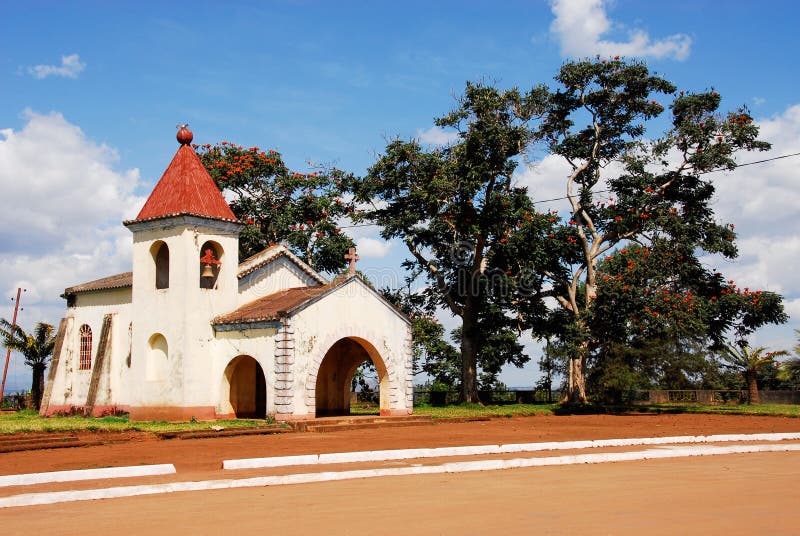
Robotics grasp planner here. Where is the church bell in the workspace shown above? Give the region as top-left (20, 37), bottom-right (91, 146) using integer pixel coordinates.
top-left (201, 263), bottom-right (215, 279)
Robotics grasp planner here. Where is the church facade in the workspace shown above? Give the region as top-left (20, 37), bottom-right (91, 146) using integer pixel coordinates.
top-left (40, 127), bottom-right (413, 421)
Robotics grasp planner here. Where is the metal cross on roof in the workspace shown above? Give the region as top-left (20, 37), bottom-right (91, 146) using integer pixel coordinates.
top-left (344, 247), bottom-right (359, 276)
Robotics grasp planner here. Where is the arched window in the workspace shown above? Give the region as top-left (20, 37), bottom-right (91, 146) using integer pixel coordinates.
top-left (146, 333), bottom-right (168, 381)
top-left (152, 241), bottom-right (169, 290)
top-left (79, 324), bottom-right (92, 370)
top-left (199, 241), bottom-right (223, 289)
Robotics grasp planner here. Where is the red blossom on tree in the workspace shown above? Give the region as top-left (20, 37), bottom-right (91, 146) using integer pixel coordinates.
top-left (198, 142), bottom-right (355, 273)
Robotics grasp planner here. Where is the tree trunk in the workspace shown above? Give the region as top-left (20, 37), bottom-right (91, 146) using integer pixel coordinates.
top-left (746, 370), bottom-right (760, 405)
top-left (31, 363), bottom-right (46, 411)
top-left (559, 301), bottom-right (590, 405)
top-left (459, 311), bottom-right (480, 404)
top-left (561, 353), bottom-right (589, 404)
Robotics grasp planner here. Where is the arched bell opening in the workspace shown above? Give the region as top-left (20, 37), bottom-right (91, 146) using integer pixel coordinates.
top-left (199, 240), bottom-right (224, 289)
top-left (223, 355), bottom-right (266, 418)
top-left (314, 337), bottom-right (388, 417)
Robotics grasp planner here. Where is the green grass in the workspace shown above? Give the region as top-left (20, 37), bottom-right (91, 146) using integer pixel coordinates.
top-left (634, 403), bottom-right (800, 418)
top-left (0, 409), bottom-right (274, 435)
top-left (412, 402), bottom-right (800, 419)
top-left (414, 403), bottom-right (560, 419)
top-left (348, 403), bottom-right (381, 416)
top-left (2, 401), bottom-right (797, 435)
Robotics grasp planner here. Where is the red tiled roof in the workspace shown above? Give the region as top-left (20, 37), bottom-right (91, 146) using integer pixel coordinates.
top-left (133, 142), bottom-right (237, 222)
top-left (63, 272), bottom-right (132, 296)
top-left (213, 285), bottom-right (331, 325)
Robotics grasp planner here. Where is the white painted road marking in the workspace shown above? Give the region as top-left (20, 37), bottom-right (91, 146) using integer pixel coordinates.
top-left (0, 464), bottom-right (177, 488)
top-left (2, 443), bottom-right (799, 509)
top-left (0, 463), bottom-right (175, 487)
top-left (222, 432), bottom-right (800, 469)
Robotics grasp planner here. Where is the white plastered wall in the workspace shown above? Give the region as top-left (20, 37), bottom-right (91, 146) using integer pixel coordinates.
top-left (289, 278), bottom-right (413, 417)
top-left (238, 256), bottom-right (321, 304)
top-left (48, 288), bottom-right (132, 408)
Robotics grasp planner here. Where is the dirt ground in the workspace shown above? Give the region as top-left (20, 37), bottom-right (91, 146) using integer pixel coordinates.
top-left (2, 414), bottom-right (799, 534)
top-left (2, 413), bottom-right (799, 475)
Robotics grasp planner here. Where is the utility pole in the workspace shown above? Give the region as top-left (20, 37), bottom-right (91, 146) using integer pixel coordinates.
top-left (1, 288), bottom-right (24, 401)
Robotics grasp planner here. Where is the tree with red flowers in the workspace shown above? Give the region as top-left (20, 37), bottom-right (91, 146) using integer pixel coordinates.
top-left (584, 241), bottom-right (786, 401)
top-left (197, 142), bottom-right (354, 273)
top-left (529, 57), bottom-right (779, 404)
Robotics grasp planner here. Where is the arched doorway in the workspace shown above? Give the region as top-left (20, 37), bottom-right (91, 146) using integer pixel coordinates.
top-left (315, 337), bottom-right (387, 417)
top-left (224, 355), bottom-right (266, 418)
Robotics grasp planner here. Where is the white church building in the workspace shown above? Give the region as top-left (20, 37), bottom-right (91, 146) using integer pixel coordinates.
top-left (40, 127), bottom-right (413, 421)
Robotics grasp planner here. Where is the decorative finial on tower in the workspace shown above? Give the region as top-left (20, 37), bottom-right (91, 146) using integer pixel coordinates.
top-left (176, 123), bottom-right (193, 145)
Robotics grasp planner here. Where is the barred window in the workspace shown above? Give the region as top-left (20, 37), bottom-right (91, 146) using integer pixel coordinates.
top-left (79, 324), bottom-right (92, 370)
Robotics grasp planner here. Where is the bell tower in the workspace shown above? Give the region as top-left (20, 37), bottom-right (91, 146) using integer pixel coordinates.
top-left (123, 126), bottom-right (244, 420)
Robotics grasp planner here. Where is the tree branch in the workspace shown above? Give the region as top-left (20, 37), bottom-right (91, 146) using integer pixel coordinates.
top-left (405, 238), bottom-right (464, 316)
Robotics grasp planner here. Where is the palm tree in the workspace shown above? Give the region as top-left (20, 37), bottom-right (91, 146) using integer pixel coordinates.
top-left (719, 343), bottom-right (788, 404)
top-left (0, 320), bottom-right (56, 410)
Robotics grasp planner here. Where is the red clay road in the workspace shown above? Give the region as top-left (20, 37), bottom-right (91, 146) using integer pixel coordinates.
top-left (2, 414), bottom-right (799, 534)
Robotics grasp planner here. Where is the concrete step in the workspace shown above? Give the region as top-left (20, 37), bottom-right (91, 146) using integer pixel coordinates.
top-left (0, 433), bottom-right (77, 444)
top-left (0, 435), bottom-right (83, 453)
top-left (291, 415), bottom-right (433, 433)
top-left (156, 425), bottom-right (292, 440)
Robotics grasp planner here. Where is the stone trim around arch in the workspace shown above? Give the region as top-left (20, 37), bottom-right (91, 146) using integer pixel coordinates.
top-left (303, 325), bottom-right (411, 418)
top-left (273, 319), bottom-right (295, 417)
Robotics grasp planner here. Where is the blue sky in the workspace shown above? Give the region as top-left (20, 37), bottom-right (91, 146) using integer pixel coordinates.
top-left (1, 0), bottom-right (799, 392)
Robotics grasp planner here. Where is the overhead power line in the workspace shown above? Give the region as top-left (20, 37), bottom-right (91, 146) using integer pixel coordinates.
top-left (335, 151), bottom-right (800, 227)
top-left (530, 150), bottom-right (800, 206)
top-left (702, 151), bottom-right (800, 172)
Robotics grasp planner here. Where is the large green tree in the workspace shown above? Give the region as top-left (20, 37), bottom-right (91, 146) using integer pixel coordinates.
top-left (197, 142), bottom-right (354, 273)
top-left (351, 82), bottom-right (550, 402)
top-left (527, 57), bottom-right (775, 403)
top-left (0, 320), bottom-right (55, 410)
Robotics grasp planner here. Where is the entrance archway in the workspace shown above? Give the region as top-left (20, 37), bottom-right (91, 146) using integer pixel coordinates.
top-left (224, 355), bottom-right (266, 418)
top-left (314, 337), bottom-right (387, 417)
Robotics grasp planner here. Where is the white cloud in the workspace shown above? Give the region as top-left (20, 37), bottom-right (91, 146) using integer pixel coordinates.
top-left (549, 0), bottom-right (691, 61)
top-left (713, 104), bottom-right (800, 242)
top-left (27, 53), bottom-right (86, 79)
top-left (515, 153), bottom-right (626, 214)
top-left (515, 154), bottom-right (573, 208)
top-left (416, 126), bottom-right (459, 146)
top-left (0, 110), bottom-right (142, 327)
top-left (356, 236), bottom-right (393, 259)
top-left (701, 104), bottom-right (800, 337)
top-left (784, 298), bottom-right (800, 322)
top-left (0, 110), bottom-right (143, 254)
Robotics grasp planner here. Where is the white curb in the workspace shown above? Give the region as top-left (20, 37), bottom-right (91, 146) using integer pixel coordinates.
top-left (0, 464), bottom-right (177, 488)
top-left (222, 432), bottom-right (800, 470)
top-left (3, 443), bottom-right (799, 509)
